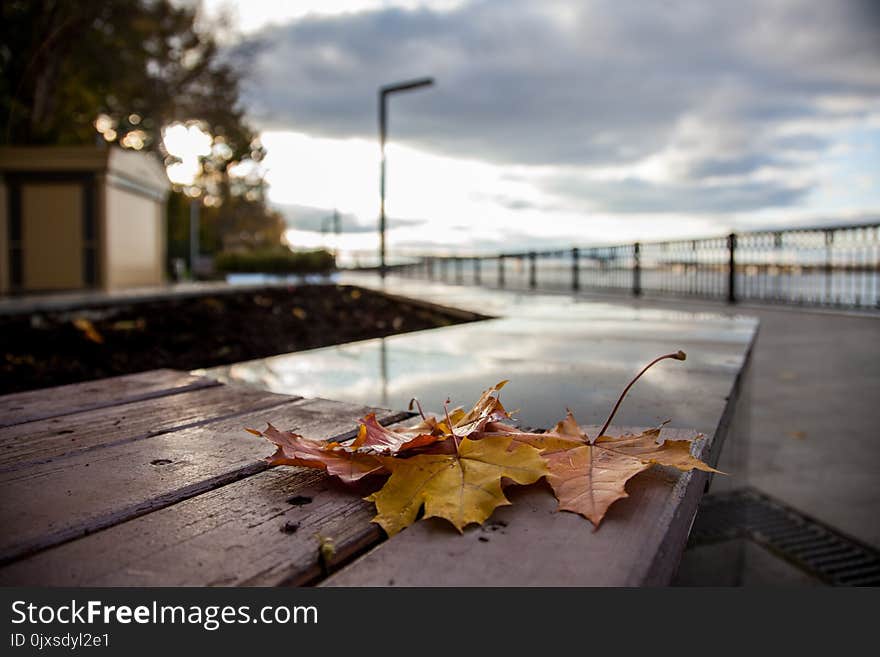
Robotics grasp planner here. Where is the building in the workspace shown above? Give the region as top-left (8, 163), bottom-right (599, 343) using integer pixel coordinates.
top-left (0, 146), bottom-right (170, 294)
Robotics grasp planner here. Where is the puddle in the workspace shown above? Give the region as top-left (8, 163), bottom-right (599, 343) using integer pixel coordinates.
top-left (199, 280), bottom-right (756, 432)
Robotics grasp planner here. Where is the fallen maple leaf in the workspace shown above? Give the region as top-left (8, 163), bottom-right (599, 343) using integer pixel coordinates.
top-left (541, 415), bottom-right (717, 527)
top-left (351, 413), bottom-right (442, 454)
top-left (72, 317), bottom-right (104, 344)
top-left (248, 409), bottom-right (451, 483)
top-left (405, 381), bottom-right (510, 438)
top-left (403, 405), bottom-right (464, 435)
top-left (544, 444), bottom-right (650, 527)
top-left (448, 380), bottom-right (511, 434)
top-left (366, 436), bottom-right (547, 536)
top-left (250, 423), bottom-right (385, 483)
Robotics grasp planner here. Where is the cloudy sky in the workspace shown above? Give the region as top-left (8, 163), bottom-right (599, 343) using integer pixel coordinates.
top-left (204, 0), bottom-right (880, 259)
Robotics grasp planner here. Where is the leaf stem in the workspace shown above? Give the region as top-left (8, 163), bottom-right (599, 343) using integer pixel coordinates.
top-left (595, 351), bottom-right (686, 442)
top-left (444, 397), bottom-right (460, 450)
top-left (408, 397), bottom-right (427, 421)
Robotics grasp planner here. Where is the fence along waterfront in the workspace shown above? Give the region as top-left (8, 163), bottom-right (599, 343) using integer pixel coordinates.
top-left (391, 222), bottom-right (880, 310)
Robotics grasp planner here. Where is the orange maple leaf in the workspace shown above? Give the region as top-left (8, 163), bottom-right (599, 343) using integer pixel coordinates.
top-left (251, 423), bottom-right (385, 483)
top-left (351, 413), bottom-right (442, 454)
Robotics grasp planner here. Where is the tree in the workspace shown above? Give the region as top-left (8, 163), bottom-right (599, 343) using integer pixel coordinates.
top-left (0, 0), bottom-right (286, 259)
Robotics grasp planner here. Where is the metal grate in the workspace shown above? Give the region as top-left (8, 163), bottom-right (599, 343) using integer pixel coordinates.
top-left (688, 488), bottom-right (880, 586)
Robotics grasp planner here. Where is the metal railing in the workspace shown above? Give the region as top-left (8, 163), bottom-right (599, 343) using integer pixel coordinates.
top-left (388, 222), bottom-right (880, 310)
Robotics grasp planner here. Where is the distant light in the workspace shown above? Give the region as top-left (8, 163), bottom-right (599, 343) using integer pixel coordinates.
top-left (121, 129), bottom-right (146, 150)
top-left (103, 129), bottom-right (117, 142)
top-left (167, 159), bottom-right (201, 186)
top-left (162, 123), bottom-right (212, 159)
top-left (228, 159), bottom-right (260, 179)
top-left (212, 141), bottom-right (233, 160)
top-left (94, 114), bottom-right (114, 134)
top-left (128, 113), bottom-right (141, 125)
top-left (162, 122), bottom-right (213, 187)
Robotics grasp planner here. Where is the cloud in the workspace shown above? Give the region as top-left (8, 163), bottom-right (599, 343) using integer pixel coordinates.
top-left (545, 174), bottom-right (810, 214)
top-left (242, 1), bottom-right (878, 161)
top-left (235, 0), bottom-right (880, 237)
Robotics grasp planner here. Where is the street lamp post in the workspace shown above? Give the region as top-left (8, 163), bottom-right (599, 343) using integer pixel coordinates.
top-left (378, 76), bottom-right (434, 279)
top-left (189, 197), bottom-right (200, 279)
top-left (321, 209), bottom-right (340, 255)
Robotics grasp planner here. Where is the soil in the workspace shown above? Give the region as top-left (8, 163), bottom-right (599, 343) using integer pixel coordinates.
top-left (0, 284), bottom-right (481, 395)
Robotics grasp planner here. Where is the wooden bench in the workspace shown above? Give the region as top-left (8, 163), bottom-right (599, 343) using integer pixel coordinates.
top-left (0, 353), bottom-right (751, 586)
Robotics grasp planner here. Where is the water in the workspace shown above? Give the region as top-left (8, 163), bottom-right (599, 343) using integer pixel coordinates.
top-left (199, 288), bottom-right (756, 431)
top-left (225, 272), bottom-right (340, 285)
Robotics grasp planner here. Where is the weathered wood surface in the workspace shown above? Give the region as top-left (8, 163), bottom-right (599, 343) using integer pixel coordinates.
top-left (0, 313), bottom-right (753, 587)
top-left (0, 385), bottom-right (293, 471)
top-left (0, 395), bottom-right (407, 565)
top-left (322, 427), bottom-right (710, 587)
top-left (0, 369), bottom-right (217, 428)
top-left (0, 416), bottom-right (417, 587)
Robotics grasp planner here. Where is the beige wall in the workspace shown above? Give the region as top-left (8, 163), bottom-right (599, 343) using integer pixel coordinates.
top-left (104, 184), bottom-right (164, 289)
top-left (0, 147), bottom-right (169, 294)
top-left (22, 183), bottom-right (84, 290)
top-left (0, 181), bottom-right (7, 294)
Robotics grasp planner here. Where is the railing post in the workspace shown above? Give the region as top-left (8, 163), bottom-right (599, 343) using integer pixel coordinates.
top-left (426, 257), bottom-right (433, 280)
top-left (528, 251), bottom-right (537, 289)
top-left (474, 257), bottom-right (481, 285)
top-left (572, 247), bottom-right (580, 292)
top-left (633, 242), bottom-right (642, 297)
top-left (455, 257), bottom-right (463, 284)
top-left (824, 229), bottom-right (833, 303)
top-left (727, 233), bottom-right (737, 304)
top-left (498, 255), bottom-right (505, 288)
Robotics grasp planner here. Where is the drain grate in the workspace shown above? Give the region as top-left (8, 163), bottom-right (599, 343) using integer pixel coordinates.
top-left (688, 488), bottom-right (880, 586)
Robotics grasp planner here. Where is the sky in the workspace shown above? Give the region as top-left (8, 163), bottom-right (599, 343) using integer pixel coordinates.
top-left (201, 0), bottom-right (880, 260)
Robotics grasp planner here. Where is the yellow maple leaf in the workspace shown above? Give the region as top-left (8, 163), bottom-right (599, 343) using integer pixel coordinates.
top-left (366, 435), bottom-right (547, 536)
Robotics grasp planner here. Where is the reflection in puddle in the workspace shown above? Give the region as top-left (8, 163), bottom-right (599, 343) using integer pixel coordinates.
top-left (198, 289), bottom-right (756, 432)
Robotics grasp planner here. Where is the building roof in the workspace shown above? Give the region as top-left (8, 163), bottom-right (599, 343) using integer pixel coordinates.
top-left (0, 145), bottom-right (170, 196)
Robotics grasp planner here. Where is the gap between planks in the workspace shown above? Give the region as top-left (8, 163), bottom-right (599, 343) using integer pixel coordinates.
top-left (0, 385), bottom-right (298, 473)
top-left (0, 369), bottom-right (221, 428)
top-left (0, 395), bottom-right (413, 568)
top-left (0, 415), bottom-right (416, 586)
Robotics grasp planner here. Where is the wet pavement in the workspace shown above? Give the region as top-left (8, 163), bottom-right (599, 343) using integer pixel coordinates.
top-left (201, 277), bottom-right (756, 433)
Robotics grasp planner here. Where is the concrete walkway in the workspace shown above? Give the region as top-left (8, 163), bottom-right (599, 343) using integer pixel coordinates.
top-left (343, 273), bottom-right (880, 556)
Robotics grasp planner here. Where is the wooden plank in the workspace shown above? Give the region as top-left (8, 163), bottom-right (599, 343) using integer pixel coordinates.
top-left (0, 384), bottom-right (296, 472)
top-left (0, 397), bottom-right (408, 566)
top-left (321, 427), bottom-right (713, 587)
top-left (0, 417), bottom-right (418, 586)
top-left (0, 369), bottom-right (218, 427)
